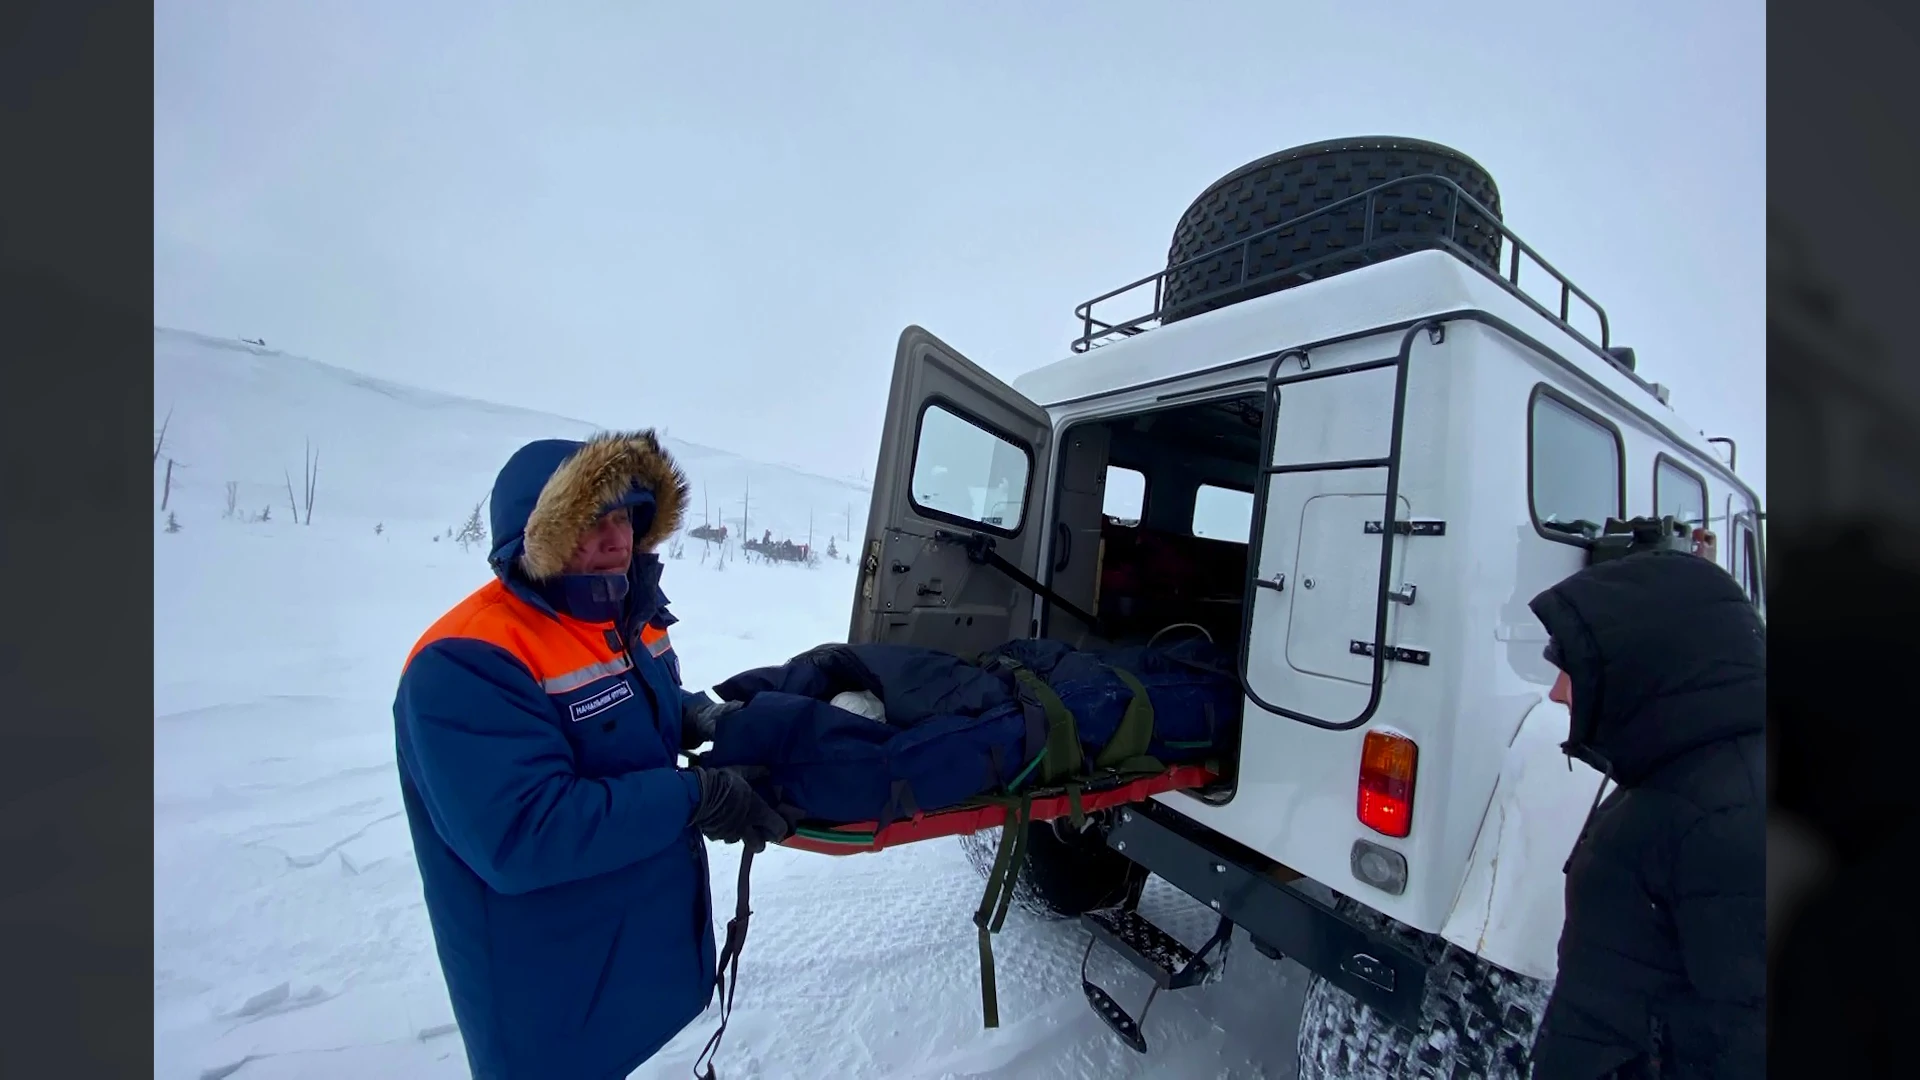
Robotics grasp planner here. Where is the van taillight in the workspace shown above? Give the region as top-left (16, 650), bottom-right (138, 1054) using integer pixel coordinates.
top-left (1357, 731), bottom-right (1418, 838)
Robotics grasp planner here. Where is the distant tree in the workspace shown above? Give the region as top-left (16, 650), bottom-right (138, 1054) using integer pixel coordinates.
top-left (223, 481), bottom-right (239, 520)
top-left (456, 500), bottom-right (488, 552)
top-left (164, 512), bottom-right (182, 534)
top-left (374, 523), bottom-right (385, 536)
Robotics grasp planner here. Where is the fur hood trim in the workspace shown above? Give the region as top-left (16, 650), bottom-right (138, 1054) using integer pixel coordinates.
top-left (519, 430), bottom-right (688, 581)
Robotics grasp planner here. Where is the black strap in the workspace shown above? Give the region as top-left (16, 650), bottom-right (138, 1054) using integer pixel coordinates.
top-left (693, 848), bottom-right (755, 1080)
top-left (936, 529), bottom-right (1102, 631)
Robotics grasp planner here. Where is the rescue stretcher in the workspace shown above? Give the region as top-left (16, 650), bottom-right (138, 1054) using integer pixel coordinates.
top-left (779, 763), bottom-right (1220, 854)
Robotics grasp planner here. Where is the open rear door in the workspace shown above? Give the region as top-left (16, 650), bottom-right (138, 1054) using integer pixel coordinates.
top-left (848, 326), bottom-right (1054, 655)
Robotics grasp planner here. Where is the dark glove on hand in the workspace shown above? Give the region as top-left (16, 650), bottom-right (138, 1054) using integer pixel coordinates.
top-left (688, 766), bottom-right (795, 850)
top-left (680, 693), bottom-right (743, 751)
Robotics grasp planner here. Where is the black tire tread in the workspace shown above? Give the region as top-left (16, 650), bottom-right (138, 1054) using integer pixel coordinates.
top-left (957, 818), bottom-right (1135, 920)
top-left (1295, 897), bottom-right (1550, 1079)
top-left (1162, 137), bottom-right (1504, 325)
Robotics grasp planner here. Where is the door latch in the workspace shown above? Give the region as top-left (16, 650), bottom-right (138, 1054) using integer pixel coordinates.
top-left (1387, 583), bottom-right (1417, 606)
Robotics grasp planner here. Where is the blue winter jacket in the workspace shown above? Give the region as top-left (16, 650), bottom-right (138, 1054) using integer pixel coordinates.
top-left (394, 431), bottom-right (712, 1080)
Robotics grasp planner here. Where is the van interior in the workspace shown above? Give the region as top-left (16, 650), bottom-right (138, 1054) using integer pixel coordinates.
top-left (1044, 391), bottom-right (1268, 660)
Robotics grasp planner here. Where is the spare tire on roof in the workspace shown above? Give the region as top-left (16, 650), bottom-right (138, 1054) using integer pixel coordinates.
top-left (1160, 137), bottom-right (1504, 325)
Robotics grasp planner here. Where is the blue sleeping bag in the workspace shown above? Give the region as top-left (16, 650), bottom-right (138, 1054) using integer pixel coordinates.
top-left (699, 638), bottom-right (1240, 826)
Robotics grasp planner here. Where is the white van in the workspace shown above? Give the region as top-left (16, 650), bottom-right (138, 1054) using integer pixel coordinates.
top-left (848, 138), bottom-right (1764, 1076)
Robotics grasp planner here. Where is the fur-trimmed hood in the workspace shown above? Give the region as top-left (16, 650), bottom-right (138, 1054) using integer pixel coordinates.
top-left (486, 430), bottom-right (689, 581)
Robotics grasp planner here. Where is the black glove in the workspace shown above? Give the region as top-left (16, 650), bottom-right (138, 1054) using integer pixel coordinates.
top-left (688, 766), bottom-right (796, 851)
top-left (680, 692), bottom-right (743, 751)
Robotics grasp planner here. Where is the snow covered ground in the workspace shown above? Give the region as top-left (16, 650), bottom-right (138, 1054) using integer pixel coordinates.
top-left (153, 330), bottom-right (1307, 1079)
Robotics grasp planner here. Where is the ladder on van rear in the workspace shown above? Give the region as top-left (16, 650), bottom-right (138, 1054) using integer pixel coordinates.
top-left (1233, 321), bottom-right (1446, 731)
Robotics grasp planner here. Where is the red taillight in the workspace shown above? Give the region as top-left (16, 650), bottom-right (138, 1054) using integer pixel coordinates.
top-left (1357, 731), bottom-right (1418, 838)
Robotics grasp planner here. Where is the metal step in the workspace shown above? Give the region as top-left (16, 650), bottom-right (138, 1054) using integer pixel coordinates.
top-left (1081, 979), bottom-right (1148, 1054)
top-left (1082, 907), bottom-right (1213, 990)
top-left (1078, 906), bottom-right (1235, 1054)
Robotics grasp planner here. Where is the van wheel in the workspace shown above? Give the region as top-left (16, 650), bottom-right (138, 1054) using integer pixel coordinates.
top-left (1296, 898), bottom-right (1550, 1079)
top-left (957, 815), bottom-right (1135, 919)
top-left (1161, 137), bottom-right (1504, 326)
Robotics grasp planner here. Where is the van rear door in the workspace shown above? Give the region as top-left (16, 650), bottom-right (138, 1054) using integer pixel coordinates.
top-left (847, 326), bottom-right (1055, 655)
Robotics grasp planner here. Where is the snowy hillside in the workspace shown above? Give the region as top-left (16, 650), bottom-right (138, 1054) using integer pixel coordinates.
top-left (152, 331), bottom-right (1306, 1080)
top-left (153, 327), bottom-right (870, 547)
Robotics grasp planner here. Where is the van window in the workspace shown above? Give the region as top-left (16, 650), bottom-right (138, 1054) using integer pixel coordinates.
top-left (1730, 510), bottom-right (1764, 603)
top-left (910, 403), bottom-right (1032, 532)
top-left (1103, 466), bottom-right (1146, 525)
top-left (1192, 484), bottom-right (1254, 544)
top-left (1654, 456), bottom-right (1708, 528)
top-left (1530, 390), bottom-right (1622, 536)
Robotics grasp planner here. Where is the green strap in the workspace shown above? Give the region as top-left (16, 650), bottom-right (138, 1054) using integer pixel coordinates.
top-left (1095, 666), bottom-right (1157, 769)
top-left (990, 801), bottom-right (1031, 934)
top-left (1011, 668), bottom-right (1082, 783)
top-left (972, 796), bottom-right (1032, 1029)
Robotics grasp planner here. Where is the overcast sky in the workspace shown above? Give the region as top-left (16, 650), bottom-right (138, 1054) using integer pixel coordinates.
top-left (155, 0), bottom-right (1765, 494)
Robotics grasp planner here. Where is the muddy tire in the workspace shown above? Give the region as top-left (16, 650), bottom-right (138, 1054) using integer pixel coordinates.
top-left (1161, 137), bottom-right (1504, 326)
top-left (1296, 898), bottom-right (1550, 1079)
top-left (957, 815), bottom-right (1135, 920)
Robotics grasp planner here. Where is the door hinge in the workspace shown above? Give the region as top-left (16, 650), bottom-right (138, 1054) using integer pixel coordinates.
top-left (1364, 520), bottom-right (1445, 537)
top-left (1350, 641), bottom-right (1431, 665)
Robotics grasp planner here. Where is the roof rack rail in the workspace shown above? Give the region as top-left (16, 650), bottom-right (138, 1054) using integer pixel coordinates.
top-left (1071, 174), bottom-right (1646, 391)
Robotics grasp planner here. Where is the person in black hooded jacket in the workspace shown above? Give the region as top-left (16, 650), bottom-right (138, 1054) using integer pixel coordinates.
top-left (1526, 549), bottom-right (1765, 1079)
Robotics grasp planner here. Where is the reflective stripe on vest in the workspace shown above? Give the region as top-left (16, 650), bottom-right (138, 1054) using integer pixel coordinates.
top-left (639, 624), bottom-right (673, 658)
top-left (542, 655), bottom-right (635, 695)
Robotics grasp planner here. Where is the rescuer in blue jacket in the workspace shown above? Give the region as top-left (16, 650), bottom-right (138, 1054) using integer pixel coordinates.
top-left (394, 430), bottom-right (791, 1080)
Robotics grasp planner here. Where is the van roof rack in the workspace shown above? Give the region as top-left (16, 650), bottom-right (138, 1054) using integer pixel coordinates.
top-left (1071, 174), bottom-right (1653, 396)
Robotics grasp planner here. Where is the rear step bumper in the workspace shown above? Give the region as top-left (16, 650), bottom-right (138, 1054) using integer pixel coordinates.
top-left (1102, 799), bottom-right (1429, 1030)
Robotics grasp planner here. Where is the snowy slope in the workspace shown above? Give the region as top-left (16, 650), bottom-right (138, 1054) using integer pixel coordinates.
top-left (152, 331), bottom-right (1307, 1080)
top-left (153, 328), bottom-right (870, 547)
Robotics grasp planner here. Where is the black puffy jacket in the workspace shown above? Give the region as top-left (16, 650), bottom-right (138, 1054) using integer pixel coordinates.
top-left (1526, 550), bottom-right (1765, 1080)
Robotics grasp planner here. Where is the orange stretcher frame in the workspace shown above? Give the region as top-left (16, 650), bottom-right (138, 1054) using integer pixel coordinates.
top-left (778, 764), bottom-right (1219, 855)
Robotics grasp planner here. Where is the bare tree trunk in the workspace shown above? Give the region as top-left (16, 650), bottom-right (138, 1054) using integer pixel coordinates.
top-left (303, 441), bottom-right (319, 525)
top-left (154, 406), bottom-right (173, 464)
top-left (285, 469), bottom-right (301, 524)
top-left (225, 481), bottom-right (238, 519)
top-left (162, 458), bottom-right (175, 510)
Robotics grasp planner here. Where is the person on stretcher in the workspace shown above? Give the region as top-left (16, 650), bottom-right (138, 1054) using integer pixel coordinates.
top-left (687, 635), bottom-right (1241, 830)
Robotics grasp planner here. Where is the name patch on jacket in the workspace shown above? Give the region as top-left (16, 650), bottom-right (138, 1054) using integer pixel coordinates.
top-left (569, 680), bottom-right (634, 723)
